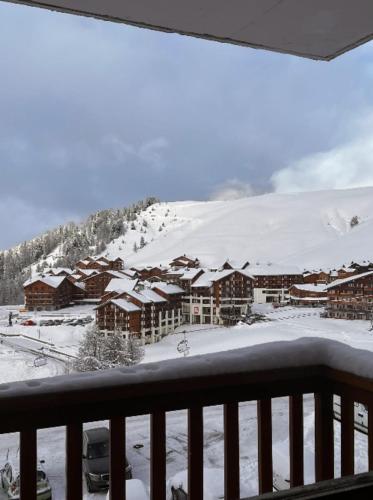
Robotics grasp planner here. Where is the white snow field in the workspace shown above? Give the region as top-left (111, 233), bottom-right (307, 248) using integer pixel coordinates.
top-left (0, 306), bottom-right (372, 498)
top-left (98, 186), bottom-right (373, 271)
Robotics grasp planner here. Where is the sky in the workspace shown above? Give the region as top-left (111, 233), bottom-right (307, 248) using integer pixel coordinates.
top-left (1, 3), bottom-right (373, 249)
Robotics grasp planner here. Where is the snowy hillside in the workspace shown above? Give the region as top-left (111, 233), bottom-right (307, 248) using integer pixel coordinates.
top-left (103, 187), bottom-right (373, 270)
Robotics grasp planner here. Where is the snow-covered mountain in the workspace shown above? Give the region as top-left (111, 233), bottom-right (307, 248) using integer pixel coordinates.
top-left (1, 187), bottom-right (373, 305)
top-left (103, 187), bottom-right (373, 270)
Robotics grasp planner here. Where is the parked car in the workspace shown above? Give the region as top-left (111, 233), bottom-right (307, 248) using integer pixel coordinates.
top-left (0, 461), bottom-right (52, 500)
top-left (105, 479), bottom-right (149, 499)
top-left (83, 427), bottom-right (132, 492)
top-left (21, 319), bottom-right (36, 326)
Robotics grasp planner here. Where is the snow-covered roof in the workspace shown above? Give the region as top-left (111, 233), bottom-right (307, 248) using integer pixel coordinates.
top-left (326, 271), bottom-right (373, 290)
top-left (24, 276), bottom-right (66, 289)
top-left (247, 264), bottom-right (302, 276)
top-left (76, 269), bottom-right (98, 276)
top-left (221, 259), bottom-right (249, 269)
top-left (110, 299), bottom-right (141, 312)
top-left (342, 267), bottom-right (356, 273)
top-left (122, 269), bottom-right (138, 278)
top-left (290, 284), bottom-right (327, 293)
top-left (191, 269), bottom-right (253, 288)
top-left (46, 267), bottom-right (72, 275)
top-left (105, 278), bottom-right (138, 293)
top-left (179, 268), bottom-right (204, 280)
top-left (125, 289), bottom-right (153, 304)
top-left (96, 260), bottom-right (109, 266)
top-left (165, 269), bottom-right (185, 276)
top-left (138, 288), bottom-right (168, 303)
top-left (191, 270), bottom-right (225, 288)
top-left (107, 270), bottom-right (127, 278)
top-left (151, 282), bottom-right (185, 295)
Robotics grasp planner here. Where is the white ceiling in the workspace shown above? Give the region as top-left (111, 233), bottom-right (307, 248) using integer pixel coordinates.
top-left (4, 0), bottom-right (373, 60)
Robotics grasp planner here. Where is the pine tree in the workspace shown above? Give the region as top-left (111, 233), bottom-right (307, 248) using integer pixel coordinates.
top-left (139, 236), bottom-right (146, 248)
top-left (74, 325), bottom-right (104, 372)
top-left (133, 242), bottom-right (138, 253)
top-left (124, 334), bottom-right (145, 366)
top-left (101, 329), bottom-right (128, 369)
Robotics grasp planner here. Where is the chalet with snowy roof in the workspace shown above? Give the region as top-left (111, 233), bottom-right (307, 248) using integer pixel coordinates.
top-left (151, 282), bottom-right (184, 331)
top-left (74, 268), bottom-right (99, 280)
top-left (82, 270), bottom-right (126, 300)
top-left (248, 265), bottom-right (303, 304)
top-left (289, 284), bottom-right (328, 307)
top-left (221, 259), bottom-right (250, 270)
top-left (130, 265), bottom-right (166, 281)
top-left (100, 277), bottom-right (138, 304)
top-left (24, 276), bottom-right (74, 311)
top-left (75, 256), bottom-right (124, 272)
top-left (96, 280), bottom-right (184, 343)
top-left (331, 267), bottom-right (357, 281)
top-left (45, 267), bottom-right (73, 277)
top-left (178, 268), bottom-right (205, 294)
top-left (117, 287), bottom-right (170, 343)
top-left (325, 271), bottom-right (373, 320)
top-left (183, 269), bottom-right (253, 325)
top-left (121, 268), bottom-right (138, 279)
top-left (169, 255), bottom-right (200, 269)
top-left (303, 270), bottom-right (330, 285)
top-left (349, 261), bottom-right (373, 274)
top-left (95, 299), bottom-right (141, 335)
top-left (162, 268), bottom-right (185, 284)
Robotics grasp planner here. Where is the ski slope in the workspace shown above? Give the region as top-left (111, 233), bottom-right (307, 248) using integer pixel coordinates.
top-left (102, 187), bottom-right (373, 270)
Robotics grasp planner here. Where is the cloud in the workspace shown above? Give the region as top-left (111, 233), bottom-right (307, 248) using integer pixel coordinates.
top-left (210, 179), bottom-right (254, 201)
top-left (1, 2), bottom-right (373, 247)
top-left (271, 115), bottom-right (373, 193)
top-left (104, 136), bottom-right (169, 171)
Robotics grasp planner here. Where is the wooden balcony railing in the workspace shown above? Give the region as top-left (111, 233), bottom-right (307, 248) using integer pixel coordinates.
top-left (2, 337), bottom-right (373, 499)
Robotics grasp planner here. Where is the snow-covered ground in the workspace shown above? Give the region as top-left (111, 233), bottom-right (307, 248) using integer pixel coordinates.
top-left (0, 305), bottom-right (371, 498)
top-left (97, 187), bottom-right (373, 270)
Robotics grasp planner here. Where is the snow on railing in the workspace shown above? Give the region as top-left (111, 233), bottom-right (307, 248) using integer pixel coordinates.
top-left (1, 337), bottom-right (373, 499)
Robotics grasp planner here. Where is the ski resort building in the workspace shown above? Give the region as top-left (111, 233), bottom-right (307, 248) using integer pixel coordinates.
top-left (183, 270), bottom-right (254, 325)
top-left (75, 256), bottom-right (124, 272)
top-left (303, 270), bottom-right (331, 285)
top-left (82, 270), bottom-right (128, 300)
top-left (169, 255), bottom-right (200, 269)
top-left (289, 284), bottom-right (328, 307)
top-left (24, 276), bottom-right (77, 311)
top-left (130, 265), bottom-right (166, 281)
top-left (96, 284), bottom-right (183, 343)
top-left (95, 299), bottom-right (142, 335)
top-left (250, 265), bottom-right (304, 304)
top-left (325, 271), bottom-right (373, 320)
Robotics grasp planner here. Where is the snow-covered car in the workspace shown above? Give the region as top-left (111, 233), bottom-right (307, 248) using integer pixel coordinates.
top-left (167, 468), bottom-right (224, 500)
top-left (0, 462), bottom-right (52, 500)
top-left (105, 479), bottom-right (149, 500)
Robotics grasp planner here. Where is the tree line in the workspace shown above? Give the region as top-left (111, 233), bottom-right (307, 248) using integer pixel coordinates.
top-left (0, 197), bottom-right (159, 305)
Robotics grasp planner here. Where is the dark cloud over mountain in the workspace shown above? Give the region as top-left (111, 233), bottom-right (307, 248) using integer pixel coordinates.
top-left (1, 2), bottom-right (373, 248)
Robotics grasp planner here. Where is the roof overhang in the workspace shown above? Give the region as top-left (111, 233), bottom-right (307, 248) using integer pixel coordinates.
top-left (3, 0), bottom-right (373, 60)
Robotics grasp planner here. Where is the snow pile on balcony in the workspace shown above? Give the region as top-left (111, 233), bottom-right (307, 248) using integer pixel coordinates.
top-left (0, 337), bottom-right (373, 400)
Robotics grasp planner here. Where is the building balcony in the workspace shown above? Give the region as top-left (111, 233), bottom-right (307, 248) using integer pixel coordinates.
top-left (2, 338), bottom-right (373, 499)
